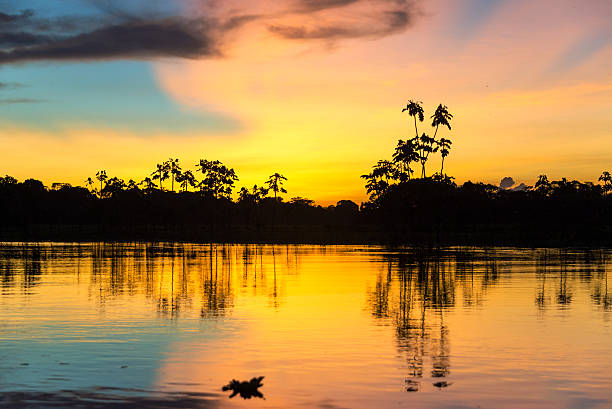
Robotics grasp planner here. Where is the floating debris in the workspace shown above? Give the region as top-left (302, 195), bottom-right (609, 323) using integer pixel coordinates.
top-left (222, 376), bottom-right (264, 399)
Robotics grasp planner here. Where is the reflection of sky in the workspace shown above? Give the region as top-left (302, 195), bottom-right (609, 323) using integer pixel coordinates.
top-left (0, 244), bottom-right (611, 408)
top-left (0, 319), bottom-right (235, 392)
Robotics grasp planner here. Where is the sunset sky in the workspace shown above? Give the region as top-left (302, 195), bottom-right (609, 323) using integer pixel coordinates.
top-left (1, 0), bottom-right (611, 204)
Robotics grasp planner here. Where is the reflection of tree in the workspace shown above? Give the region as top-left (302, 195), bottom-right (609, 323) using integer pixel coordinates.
top-left (369, 249), bottom-right (458, 392)
top-left (533, 249), bottom-right (610, 312)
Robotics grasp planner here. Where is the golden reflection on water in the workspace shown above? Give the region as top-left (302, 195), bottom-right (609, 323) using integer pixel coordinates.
top-left (0, 243), bottom-right (611, 409)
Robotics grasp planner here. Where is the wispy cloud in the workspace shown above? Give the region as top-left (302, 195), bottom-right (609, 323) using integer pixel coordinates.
top-left (0, 98), bottom-right (45, 104)
top-left (0, 81), bottom-right (25, 89)
top-left (549, 29), bottom-right (612, 74)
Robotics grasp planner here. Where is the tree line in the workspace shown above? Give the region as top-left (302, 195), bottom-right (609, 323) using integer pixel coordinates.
top-left (83, 158), bottom-right (289, 202)
top-left (1, 99), bottom-right (611, 245)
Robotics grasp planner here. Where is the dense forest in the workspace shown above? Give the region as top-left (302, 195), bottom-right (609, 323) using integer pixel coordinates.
top-left (1, 101), bottom-right (611, 245)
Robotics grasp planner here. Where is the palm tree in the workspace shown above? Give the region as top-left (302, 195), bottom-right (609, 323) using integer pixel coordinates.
top-left (151, 163), bottom-right (169, 191)
top-left (266, 173), bottom-right (287, 200)
top-left (438, 138), bottom-right (452, 175)
top-left (431, 104), bottom-right (453, 140)
top-left (95, 170), bottom-right (107, 197)
top-left (418, 133), bottom-right (438, 178)
top-left (402, 100), bottom-right (425, 138)
top-left (165, 158), bottom-right (182, 192)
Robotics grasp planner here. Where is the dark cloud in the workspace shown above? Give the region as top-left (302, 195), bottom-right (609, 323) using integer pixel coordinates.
top-left (0, 9), bottom-right (34, 23)
top-left (0, 0), bottom-right (421, 64)
top-left (296, 0), bottom-right (361, 12)
top-left (499, 177), bottom-right (515, 189)
top-left (0, 18), bottom-right (218, 63)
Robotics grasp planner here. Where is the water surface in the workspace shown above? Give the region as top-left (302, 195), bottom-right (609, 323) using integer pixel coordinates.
top-left (0, 243), bottom-right (610, 408)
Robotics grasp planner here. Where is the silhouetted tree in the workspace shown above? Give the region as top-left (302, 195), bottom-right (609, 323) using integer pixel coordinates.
top-left (600, 171), bottom-right (612, 194)
top-left (438, 138), bottom-right (452, 175)
top-left (238, 185), bottom-right (268, 203)
top-left (85, 177), bottom-right (95, 194)
top-left (402, 100), bottom-right (425, 138)
top-left (196, 159), bottom-right (239, 199)
top-left (151, 163), bottom-right (169, 191)
top-left (361, 160), bottom-right (398, 201)
top-left (176, 170), bottom-right (197, 192)
top-left (139, 177), bottom-right (156, 192)
top-left (393, 139), bottom-right (419, 181)
top-left (431, 104), bottom-right (453, 140)
top-left (165, 158), bottom-right (182, 192)
top-left (95, 170), bottom-right (107, 197)
top-left (266, 173), bottom-right (287, 200)
top-left (289, 197), bottom-right (314, 206)
top-left (126, 179), bottom-right (139, 190)
top-left (102, 177), bottom-right (126, 197)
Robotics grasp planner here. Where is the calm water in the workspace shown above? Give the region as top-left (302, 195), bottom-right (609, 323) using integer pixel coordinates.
top-left (0, 243), bottom-right (611, 409)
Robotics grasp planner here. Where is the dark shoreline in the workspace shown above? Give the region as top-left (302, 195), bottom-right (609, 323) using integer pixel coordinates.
top-left (1, 224), bottom-right (610, 248)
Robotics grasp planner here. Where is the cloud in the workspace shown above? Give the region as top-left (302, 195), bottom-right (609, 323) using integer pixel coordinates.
top-left (0, 81), bottom-right (25, 89)
top-left (0, 18), bottom-right (219, 63)
top-left (499, 176), bottom-right (514, 189)
top-left (268, 10), bottom-right (411, 40)
top-left (0, 0), bottom-right (421, 64)
top-left (0, 98), bottom-right (45, 104)
top-left (295, 0), bottom-right (361, 12)
top-left (269, 0), bottom-right (418, 41)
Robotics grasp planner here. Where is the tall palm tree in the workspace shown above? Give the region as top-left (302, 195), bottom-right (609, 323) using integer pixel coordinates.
top-left (151, 163), bottom-right (169, 191)
top-left (266, 173), bottom-right (287, 200)
top-left (165, 158), bottom-right (182, 192)
top-left (437, 138), bottom-right (452, 175)
top-left (95, 170), bottom-right (107, 197)
top-left (431, 104), bottom-right (453, 140)
top-left (402, 100), bottom-right (425, 138)
top-left (418, 133), bottom-right (438, 178)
